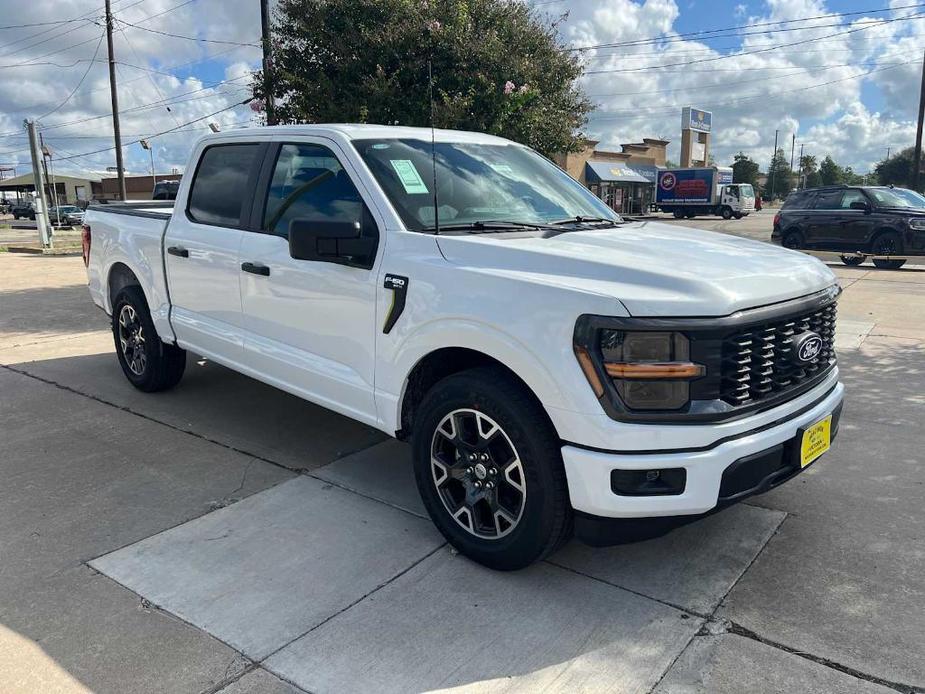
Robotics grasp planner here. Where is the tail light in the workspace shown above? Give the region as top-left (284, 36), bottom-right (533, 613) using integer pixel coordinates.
top-left (773, 212), bottom-right (781, 228)
top-left (81, 224), bottom-right (91, 267)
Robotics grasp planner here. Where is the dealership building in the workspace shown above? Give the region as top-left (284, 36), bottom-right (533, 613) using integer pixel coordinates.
top-left (552, 137), bottom-right (669, 214)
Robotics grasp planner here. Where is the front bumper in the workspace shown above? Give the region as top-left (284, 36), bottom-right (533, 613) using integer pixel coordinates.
top-left (561, 380), bottom-right (844, 529)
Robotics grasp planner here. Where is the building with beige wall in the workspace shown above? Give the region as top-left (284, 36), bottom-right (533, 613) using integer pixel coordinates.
top-left (552, 138), bottom-right (669, 214)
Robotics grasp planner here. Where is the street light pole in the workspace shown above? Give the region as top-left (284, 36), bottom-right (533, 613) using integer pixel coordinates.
top-left (913, 48), bottom-right (925, 191)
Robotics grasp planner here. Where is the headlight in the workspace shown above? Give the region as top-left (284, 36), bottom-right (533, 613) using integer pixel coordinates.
top-left (574, 327), bottom-right (704, 411)
top-left (908, 218), bottom-right (925, 230)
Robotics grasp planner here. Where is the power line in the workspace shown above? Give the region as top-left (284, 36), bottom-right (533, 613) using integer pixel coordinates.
top-left (53, 99), bottom-right (253, 162)
top-left (0, 18), bottom-right (92, 31)
top-left (115, 18), bottom-right (260, 46)
top-left (584, 12), bottom-right (925, 74)
top-left (35, 32), bottom-right (107, 120)
top-left (568, 2), bottom-right (925, 52)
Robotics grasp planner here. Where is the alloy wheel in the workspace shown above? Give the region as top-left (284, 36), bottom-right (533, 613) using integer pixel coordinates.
top-left (118, 305), bottom-right (147, 376)
top-left (430, 408), bottom-right (526, 540)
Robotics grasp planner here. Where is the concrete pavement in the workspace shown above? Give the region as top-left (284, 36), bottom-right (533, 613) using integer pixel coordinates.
top-left (1, 249), bottom-right (923, 693)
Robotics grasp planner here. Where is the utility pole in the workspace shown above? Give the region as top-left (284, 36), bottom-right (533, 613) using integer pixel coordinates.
top-left (799, 143), bottom-right (805, 189)
top-left (40, 136), bottom-right (61, 225)
top-left (105, 0), bottom-right (127, 200)
top-left (886, 146), bottom-right (891, 160)
top-left (913, 49), bottom-right (925, 192)
top-left (24, 120), bottom-right (52, 247)
top-left (789, 133), bottom-right (796, 191)
top-left (769, 129), bottom-right (779, 201)
top-left (259, 0), bottom-right (277, 125)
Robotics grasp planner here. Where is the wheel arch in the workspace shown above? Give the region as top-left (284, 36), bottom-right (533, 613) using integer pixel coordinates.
top-left (106, 261), bottom-right (144, 313)
top-left (395, 346), bottom-right (561, 443)
top-left (868, 226), bottom-right (903, 253)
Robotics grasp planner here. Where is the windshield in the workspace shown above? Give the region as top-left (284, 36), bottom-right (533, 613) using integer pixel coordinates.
top-left (738, 184), bottom-right (755, 198)
top-left (867, 187), bottom-right (925, 208)
top-left (354, 138), bottom-right (621, 231)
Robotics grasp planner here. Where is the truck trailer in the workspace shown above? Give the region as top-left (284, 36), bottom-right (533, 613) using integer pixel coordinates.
top-left (656, 166), bottom-right (755, 220)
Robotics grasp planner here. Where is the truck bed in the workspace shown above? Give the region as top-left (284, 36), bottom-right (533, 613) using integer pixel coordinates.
top-left (85, 200), bottom-right (176, 342)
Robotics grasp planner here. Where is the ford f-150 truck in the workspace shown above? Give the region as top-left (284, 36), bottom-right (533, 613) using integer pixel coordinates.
top-left (84, 125), bottom-right (843, 570)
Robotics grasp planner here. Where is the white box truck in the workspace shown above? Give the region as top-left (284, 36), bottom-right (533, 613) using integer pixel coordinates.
top-left (656, 166), bottom-right (755, 219)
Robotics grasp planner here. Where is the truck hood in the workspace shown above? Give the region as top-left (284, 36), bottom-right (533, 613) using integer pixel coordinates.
top-left (435, 221), bottom-right (837, 317)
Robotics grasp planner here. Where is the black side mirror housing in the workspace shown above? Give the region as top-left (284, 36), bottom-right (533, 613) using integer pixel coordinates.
top-left (289, 219), bottom-right (376, 266)
top-left (850, 200), bottom-right (870, 213)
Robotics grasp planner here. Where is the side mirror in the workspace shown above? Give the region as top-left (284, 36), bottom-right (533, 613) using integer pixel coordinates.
top-left (849, 200), bottom-right (870, 213)
top-left (289, 218), bottom-right (376, 265)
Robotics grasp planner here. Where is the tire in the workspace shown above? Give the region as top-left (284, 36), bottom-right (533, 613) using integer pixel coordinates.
top-left (872, 258), bottom-right (906, 270)
top-left (685, 212), bottom-right (696, 219)
top-left (733, 213), bottom-right (743, 219)
top-left (721, 207), bottom-right (733, 220)
top-left (412, 366), bottom-right (572, 571)
top-left (840, 255), bottom-right (865, 266)
top-left (672, 210), bottom-right (684, 219)
top-left (111, 285), bottom-right (186, 392)
top-left (782, 230), bottom-right (804, 250)
top-left (871, 232), bottom-right (905, 270)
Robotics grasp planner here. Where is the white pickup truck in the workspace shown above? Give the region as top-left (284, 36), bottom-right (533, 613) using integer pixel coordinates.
top-left (84, 125), bottom-right (843, 570)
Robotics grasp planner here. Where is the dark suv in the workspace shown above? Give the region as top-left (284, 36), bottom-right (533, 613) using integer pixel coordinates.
top-left (771, 185), bottom-right (925, 269)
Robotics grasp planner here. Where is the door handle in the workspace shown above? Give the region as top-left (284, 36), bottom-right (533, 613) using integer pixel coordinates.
top-left (241, 261), bottom-right (270, 276)
top-left (167, 245), bottom-right (189, 258)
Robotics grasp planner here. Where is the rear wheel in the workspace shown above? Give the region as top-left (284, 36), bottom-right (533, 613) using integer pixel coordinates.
top-left (412, 367), bottom-right (572, 570)
top-left (840, 254), bottom-right (865, 266)
top-left (672, 210), bottom-right (685, 219)
top-left (782, 230), bottom-right (804, 250)
top-left (112, 285), bottom-right (186, 392)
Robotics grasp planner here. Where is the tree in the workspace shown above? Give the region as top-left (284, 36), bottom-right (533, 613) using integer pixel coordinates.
top-left (767, 148), bottom-right (792, 198)
top-left (262, 0), bottom-right (593, 155)
top-left (819, 156), bottom-right (843, 186)
top-left (732, 152), bottom-right (759, 186)
top-left (875, 147), bottom-right (916, 187)
top-left (799, 154), bottom-right (817, 175)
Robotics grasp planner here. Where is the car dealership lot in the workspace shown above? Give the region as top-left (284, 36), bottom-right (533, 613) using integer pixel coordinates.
top-left (1, 248), bottom-right (923, 693)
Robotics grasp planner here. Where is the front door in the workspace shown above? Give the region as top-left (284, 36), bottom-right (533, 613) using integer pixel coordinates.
top-left (834, 189), bottom-right (876, 251)
top-left (164, 142), bottom-right (265, 366)
top-left (238, 140), bottom-right (382, 425)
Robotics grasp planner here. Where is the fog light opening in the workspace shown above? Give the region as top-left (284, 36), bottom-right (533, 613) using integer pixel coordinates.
top-left (611, 468), bottom-right (687, 496)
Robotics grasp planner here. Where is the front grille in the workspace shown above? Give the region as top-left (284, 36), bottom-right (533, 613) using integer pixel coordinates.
top-left (720, 301), bottom-right (837, 406)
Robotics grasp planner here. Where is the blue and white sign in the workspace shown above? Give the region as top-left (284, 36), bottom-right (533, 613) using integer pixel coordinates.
top-left (682, 106), bottom-right (712, 134)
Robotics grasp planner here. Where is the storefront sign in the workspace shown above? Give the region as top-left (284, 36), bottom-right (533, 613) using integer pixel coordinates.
top-left (682, 107), bottom-right (712, 134)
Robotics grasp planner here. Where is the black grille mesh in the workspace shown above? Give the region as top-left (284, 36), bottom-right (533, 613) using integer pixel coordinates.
top-left (721, 302), bottom-right (837, 405)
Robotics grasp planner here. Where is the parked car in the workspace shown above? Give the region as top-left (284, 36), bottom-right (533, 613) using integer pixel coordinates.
top-left (49, 205), bottom-right (85, 226)
top-left (152, 180), bottom-right (180, 200)
top-left (83, 125), bottom-right (843, 570)
top-left (11, 202), bottom-right (35, 220)
top-left (771, 184), bottom-right (925, 269)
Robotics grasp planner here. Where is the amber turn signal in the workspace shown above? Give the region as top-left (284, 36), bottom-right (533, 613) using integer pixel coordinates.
top-left (574, 345), bottom-right (605, 397)
top-left (604, 362), bottom-right (704, 379)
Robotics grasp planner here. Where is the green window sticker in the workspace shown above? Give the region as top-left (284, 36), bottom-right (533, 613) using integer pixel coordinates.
top-left (390, 159), bottom-right (429, 194)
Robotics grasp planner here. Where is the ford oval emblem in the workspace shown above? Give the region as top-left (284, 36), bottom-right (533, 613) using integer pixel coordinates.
top-left (792, 332), bottom-right (823, 364)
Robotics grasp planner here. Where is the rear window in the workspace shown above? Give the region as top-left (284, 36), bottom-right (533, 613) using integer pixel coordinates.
top-left (187, 144), bottom-right (260, 226)
top-left (782, 192), bottom-right (813, 210)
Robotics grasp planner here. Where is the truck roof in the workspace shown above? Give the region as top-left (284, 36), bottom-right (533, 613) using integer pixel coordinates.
top-left (197, 123), bottom-right (514, 145)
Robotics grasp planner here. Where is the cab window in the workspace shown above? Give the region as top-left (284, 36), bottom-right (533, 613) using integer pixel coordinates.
top-left (187, 144), bottom-right (261, 226)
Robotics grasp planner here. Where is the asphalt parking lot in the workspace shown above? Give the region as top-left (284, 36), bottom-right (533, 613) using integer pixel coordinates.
top-left (1, 215), bottom-right (924, 693)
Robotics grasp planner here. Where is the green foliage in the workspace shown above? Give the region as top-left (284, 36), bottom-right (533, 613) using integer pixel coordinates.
top-left (732, 151), bottom-right (759, 186)
top-left (818, 156), bottom-right (843, 186)
top-left (262, 0), bottom-right (593, 155)
top-left (767, 147), bottom-right (792, 198)
top-left (875, 147), bottom-right (916, 187)
top-left (805, 170), bottom-right (822, 188)
top-left (799, 154), bottom-right (817, 174)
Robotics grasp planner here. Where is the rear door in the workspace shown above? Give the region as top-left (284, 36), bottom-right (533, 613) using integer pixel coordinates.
top-left (164, 142), bottom-right (266, 366)
top-left (804, 189), bottom-right (843, 247)
top-left (237, 139), bottom-right (382, 425)
top-left (834, 189), bottom-right (876, 251)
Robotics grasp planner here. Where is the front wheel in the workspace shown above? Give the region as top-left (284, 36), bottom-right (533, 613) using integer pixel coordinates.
top-left (412, 367), bottom-right (572, 570)
top-left (721, 206), bottom-right (733, 220)
top-left (871, 232), bottom-right (904, 270)
top-left (872, 258), bottom-right (906, 270)
top-left (112, 285), bottom-right (186, 392)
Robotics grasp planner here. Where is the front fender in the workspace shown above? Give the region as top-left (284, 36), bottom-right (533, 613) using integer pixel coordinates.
top-left (375, 317), bottom-right (594, 437)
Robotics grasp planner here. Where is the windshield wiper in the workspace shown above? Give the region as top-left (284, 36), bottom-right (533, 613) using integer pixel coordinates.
top-left (422, 220), bottom-right (557, 233)
top-left (551, 215), bottom-right (623, 227)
